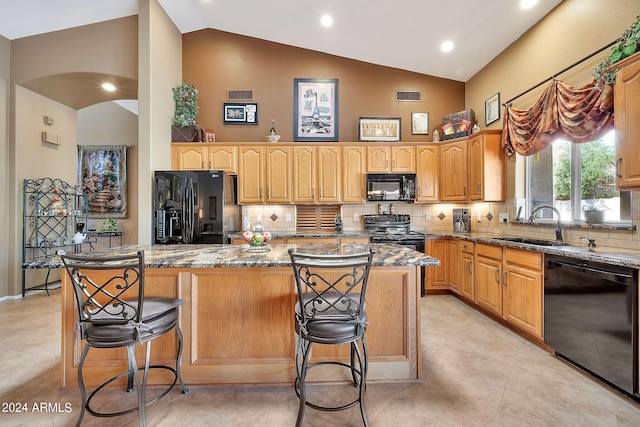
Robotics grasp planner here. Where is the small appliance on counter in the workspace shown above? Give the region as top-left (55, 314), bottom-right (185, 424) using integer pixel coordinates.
top-left (452, 208), bottom-right (471, 233)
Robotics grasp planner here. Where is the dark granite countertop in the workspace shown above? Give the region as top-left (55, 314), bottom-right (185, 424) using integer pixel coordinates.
top-left (227, 231), bottom-right (371, 239)
top-left (424, 232), bottom-right (640, 269)
top-left (22, 243), bottom-right (439, 269)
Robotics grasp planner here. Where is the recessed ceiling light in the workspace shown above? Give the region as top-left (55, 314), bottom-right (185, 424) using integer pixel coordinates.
top-left (102, 83), bottom-right (116, 92)
top-left (320, 15), bottom-right (333, 27)
top-left (440, 41), bottom-right (454, 53)
top-left (520, 0), bottom-right (538, 9)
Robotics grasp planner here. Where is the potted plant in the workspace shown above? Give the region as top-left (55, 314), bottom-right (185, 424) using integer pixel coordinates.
top-left (582, 201), bottom-right (607, 224)
top-left (594, 15), bottom-right (640, 89)
top-left (171, 83), bottom-right (202, 142)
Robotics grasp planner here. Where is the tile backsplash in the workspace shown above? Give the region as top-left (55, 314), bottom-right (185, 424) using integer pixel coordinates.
top-left (240, 190), bottom-right (640, 251)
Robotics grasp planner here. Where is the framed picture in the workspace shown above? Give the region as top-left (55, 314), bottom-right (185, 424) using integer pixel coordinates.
top-left (77, 145), bottom-right (128, 218)
top-left (485, 92), bottom-right (500, 126)
top-left (358, 117), bottom-right (402, 142)
top-left (223, 102), bottom-right (258, 124)
top-left (411, 112), bottom-right (429, 135)
top-left (203, 128), bottom-right (215, 142)
top-left (294, 78), bottom-right (339, 141)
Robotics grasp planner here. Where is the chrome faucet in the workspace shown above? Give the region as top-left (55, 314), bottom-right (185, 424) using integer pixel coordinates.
top-left (529, 205), bottom-right (564, 244)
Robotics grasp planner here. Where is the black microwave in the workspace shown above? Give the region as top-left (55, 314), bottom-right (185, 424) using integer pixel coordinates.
top-left (366, 173), bottom-right (416, 201)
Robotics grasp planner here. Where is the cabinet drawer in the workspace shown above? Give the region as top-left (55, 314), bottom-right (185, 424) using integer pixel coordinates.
top-left (504, 248), bottom-right (542, 270)
top-left (460, 241), bottom-right (474, 254)
top-left (475, 242), bottom-right (502, 260)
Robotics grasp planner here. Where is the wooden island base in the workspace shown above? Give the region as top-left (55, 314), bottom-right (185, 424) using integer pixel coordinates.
top-left (61, 265), bottom-right (422, 388)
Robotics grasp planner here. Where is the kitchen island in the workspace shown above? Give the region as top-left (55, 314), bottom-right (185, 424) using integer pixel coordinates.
top-left (29, 243), bottom-right (439, 389)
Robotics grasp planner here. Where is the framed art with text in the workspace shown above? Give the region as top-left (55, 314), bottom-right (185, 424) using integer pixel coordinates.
top-left (293, 78), bottom-right (339, 141)
top-left (411, 112), bottom-right (429, 135)
top-left (358, 117), bottom-right (402, 142)
top-left (485, 93), bottom-right (500, 126)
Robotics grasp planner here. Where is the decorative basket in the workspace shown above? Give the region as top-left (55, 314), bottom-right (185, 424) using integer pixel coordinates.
top-left (246, 243), bottom-right (270, 253)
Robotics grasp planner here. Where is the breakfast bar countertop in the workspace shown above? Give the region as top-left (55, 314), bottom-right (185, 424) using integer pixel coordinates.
top-left (23, 242), bottom-right (439, 269)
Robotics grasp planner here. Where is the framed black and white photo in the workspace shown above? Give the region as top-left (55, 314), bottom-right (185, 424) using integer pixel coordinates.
top-left (358, 117), bottom-right (401, 142)
top-left (485, 93), bottom-right (500, 126)
top-left (411, 112), bottom-right (429, 135)
top-left (293, 78), bottom-right (339, 141)
top-left (223, 102), bottom-right (258, 124)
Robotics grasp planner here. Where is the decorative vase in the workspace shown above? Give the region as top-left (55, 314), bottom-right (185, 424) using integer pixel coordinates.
top-left (171, 125), bottom-right (201, 142)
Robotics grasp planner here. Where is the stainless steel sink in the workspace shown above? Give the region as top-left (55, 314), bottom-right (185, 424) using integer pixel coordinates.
top-left (491, 237), bottom-right (565, 246)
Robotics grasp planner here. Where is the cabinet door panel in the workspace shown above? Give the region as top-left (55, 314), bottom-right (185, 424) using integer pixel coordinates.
top-left (367, 146), bottom-right (391, 172)
top-left (210, 146), bottom-right (237, 174)
top-left (615, 54), bottom-right (640, 189)
top-left (265, 147), bottom-right (291, 203)
top-left (293, 146), bottom-right (315, 203)
top-left (343, 146), bottom-right (366, 202)
top-left (439, 141), bottom-right (467, 201)
top-left (317, 146), bottom-right (341, 203)
top-left (391, 146), bottom-right (415, 172)
top-left (474, 245), bottom-right (502, 316)
top-left (416, 145), bottom-right (439, 202)
top-left (238, 147), bottom-right (264, 203)
top-left (174, 145), bottom-right (207, 170)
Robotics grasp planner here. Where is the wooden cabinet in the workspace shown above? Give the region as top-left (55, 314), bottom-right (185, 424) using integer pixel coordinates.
top-left (367, 146), bottom-right (415, 172)
top-left (415, 145), bottom-right (439, 202)
top-left (473, 243), bottom-right (543, 339)
top-left (293, 146), bottom-right (341, 203)
top-left (342, 146), bottom-right (367, 202)
top-left (614, 52), bottom-right (640, 189)
top-left (439, 140), bottom-right (468, 201)
top-left (425, 237), bottom-right (450, 291)
top-left (171, 144), bottom-right (238, 173)
top-left (502, 248), bottom-right (543, 338)
top-left (474, 243), bottom-right (503, 316)
top-left (238, 146), bottom-right (291, 204)
top-left (265, 146), bottom-right (292, 203)
top-left (468, 132), bottom-right (505, 201)
top-left (238, 146), bottom-right (264, 204)
top-left (449, 239), bottom-right (460, 294)
top-left (439, 131), bottom-right (505, 202)
top-left (460, 241), bottom-right (475, 301)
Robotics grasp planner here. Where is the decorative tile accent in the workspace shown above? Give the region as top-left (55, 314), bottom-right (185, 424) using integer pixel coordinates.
top-left (438, 212), bottom-right (446, 221)
top-left (486, 213), bottom-right (493, 221)
top-left (270, 213), bottom-right (278, 222)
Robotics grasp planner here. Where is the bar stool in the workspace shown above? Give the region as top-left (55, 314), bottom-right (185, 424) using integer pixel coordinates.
top-left (60, 250), bottom-right (188, 427)
top-left (288, 248), bottom-right (374, 427)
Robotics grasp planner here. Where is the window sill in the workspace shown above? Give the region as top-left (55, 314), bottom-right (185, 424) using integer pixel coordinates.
top-left (510, 220), bottom-right (636, 232)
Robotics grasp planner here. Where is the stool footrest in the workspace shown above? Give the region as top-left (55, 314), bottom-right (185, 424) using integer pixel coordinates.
top-left (85, 365), bottom-right (183, 418)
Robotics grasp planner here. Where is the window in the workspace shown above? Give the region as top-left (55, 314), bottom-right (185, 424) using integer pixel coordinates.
top-left (527, 130), bottom-right (630, 223)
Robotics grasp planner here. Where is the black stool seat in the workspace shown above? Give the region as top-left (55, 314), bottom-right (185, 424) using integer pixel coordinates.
top-left (289, 248), bottom-right (374, 427)
top-left (60, 251), bottom-right (188, 427)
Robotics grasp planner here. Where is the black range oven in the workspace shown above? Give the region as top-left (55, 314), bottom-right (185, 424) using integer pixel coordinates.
top-left (363, 214), bottom-right (426, 293)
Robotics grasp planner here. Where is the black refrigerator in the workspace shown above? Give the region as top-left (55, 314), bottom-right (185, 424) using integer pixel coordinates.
top-left (153, 170), bottom-right (238, 244)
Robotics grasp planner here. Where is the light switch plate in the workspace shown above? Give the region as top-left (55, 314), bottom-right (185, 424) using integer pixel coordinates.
top-left (424, 213), bottom-right (431, 221)
top-left (499, 213), bottom-right (509, 223)
top-left (286, 214), bottom-right (292, 222)
top-left (353, 213), bottom-right (360, 222)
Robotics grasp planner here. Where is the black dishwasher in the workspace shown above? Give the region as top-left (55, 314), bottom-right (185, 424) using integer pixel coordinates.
top-left (544, 254), bottom-right (638, 400)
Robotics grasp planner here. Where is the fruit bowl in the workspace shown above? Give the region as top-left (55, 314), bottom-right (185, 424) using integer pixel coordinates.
top-left (240, 230), bottom-right (273, 253)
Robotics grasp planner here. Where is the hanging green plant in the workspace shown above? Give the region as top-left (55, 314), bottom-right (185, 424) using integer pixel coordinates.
top-left (172, 83), bottom-right (199, 127)
top-left (594, 15), bottom-right (640, 88)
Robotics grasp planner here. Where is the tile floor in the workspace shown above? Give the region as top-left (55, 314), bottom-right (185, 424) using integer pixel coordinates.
top-left (1, 289), bottom-right (639, 426)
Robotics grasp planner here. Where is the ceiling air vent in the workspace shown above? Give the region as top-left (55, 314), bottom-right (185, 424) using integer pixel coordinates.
top-left (227, 90), bottom-right (254, 100)
top-left (395, 90), bottom-right (422, 102)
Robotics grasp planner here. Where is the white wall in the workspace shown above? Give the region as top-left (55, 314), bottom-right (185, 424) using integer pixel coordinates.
top-left (0, 35), bottom-right (10, 299)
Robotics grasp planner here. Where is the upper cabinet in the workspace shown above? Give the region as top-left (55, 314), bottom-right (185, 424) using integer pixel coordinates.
top-left (293, 146), bottom-right (341, 204)
top-left (614, 52), bottom-right (640, 189)
top-left (238, 146), bottom-right (292, 204)
top-left (415, 145), bottom-right (439, 202)
top-left (366, 146), bottom-right (415, 173)
top-left (439, 130), bottom-right (505, 202)
top-left (238, 146), bottom-right (264, 204)
top-left (342, 146), bottom-right (367, 203)
top-left (171, 144), bottom-right (237, 173)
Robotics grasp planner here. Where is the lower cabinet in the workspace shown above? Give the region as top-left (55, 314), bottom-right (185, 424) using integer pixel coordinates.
top-left (443, 240), bottom-right (544, 340)
top-left (425, 237), bottom-right (450, 291)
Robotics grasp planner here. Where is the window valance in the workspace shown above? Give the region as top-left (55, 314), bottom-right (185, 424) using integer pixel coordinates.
top-left (501, 79), bottom-right (614, 159)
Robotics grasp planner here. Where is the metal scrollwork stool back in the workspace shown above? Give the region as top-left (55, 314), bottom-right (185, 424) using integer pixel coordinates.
top-left (288, 248), bottom-right (374, 427)
top-left (60, 250), bottom-right (188, 427)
